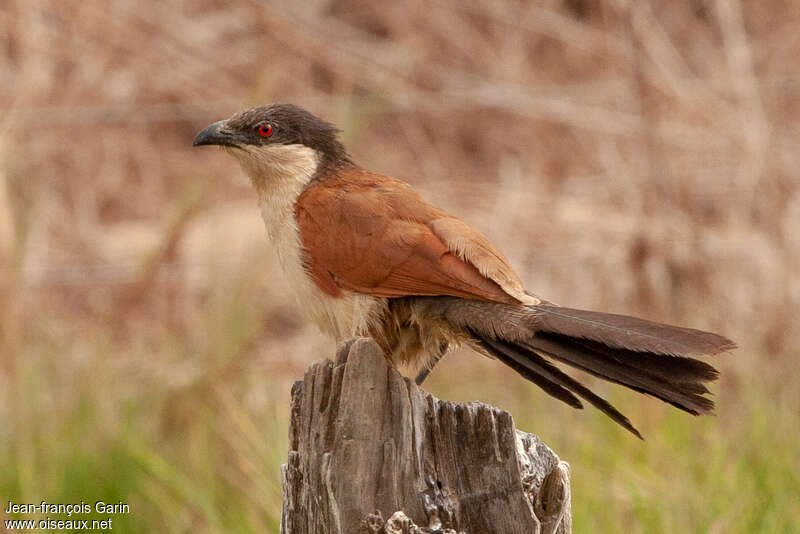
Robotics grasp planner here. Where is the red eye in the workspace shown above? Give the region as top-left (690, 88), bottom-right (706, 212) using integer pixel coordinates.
top-left (258, 122), bottom-right (272, 137)
top-left (257, 123), bottom-right (273, 137)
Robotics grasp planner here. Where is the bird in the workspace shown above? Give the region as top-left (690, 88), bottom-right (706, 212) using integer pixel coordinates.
top-left (193, 103), bottom-right (735, 438)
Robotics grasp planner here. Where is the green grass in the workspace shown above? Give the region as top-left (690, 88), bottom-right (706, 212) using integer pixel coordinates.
top-left (3, 296), bottom-right (798, 533)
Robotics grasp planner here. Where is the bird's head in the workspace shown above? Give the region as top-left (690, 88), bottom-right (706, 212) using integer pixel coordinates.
top-left (193, 103), bottom-right (351, 184)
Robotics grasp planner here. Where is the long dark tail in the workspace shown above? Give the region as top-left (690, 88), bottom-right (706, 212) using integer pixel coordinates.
top-left (416, 297), bottom-right (736, 438)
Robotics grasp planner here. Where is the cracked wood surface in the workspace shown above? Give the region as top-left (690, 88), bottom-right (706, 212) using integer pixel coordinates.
top-left (281, 337), bottom-right (572, 534)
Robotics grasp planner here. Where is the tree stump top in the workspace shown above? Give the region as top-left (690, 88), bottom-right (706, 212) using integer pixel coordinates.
top-left (282, 337), bottom-right (571, 534)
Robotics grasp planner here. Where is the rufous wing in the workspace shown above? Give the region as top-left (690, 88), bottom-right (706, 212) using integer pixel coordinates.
top-left (295, 169), bottom-right (525, 304)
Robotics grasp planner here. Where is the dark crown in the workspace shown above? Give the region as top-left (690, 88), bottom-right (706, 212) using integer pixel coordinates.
top-left (228, 103), bottom-right (352, 167)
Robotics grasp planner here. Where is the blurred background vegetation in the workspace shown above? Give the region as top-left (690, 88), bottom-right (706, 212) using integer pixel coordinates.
top-left (1, 0), bottom-right (798, 532)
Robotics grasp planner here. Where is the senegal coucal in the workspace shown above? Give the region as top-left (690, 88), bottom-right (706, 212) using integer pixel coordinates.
top-left (193, 103), bottom-right (735, 438)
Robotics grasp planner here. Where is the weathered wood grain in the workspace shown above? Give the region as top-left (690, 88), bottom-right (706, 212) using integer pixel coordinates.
top-left (281, 337), bottom-right (571, 534)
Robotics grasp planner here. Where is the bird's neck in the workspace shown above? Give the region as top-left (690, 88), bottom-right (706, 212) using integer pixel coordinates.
top-left (228, 144), bottom-right (384, 342)
top-left (228, 144), bottom-right (321, 240)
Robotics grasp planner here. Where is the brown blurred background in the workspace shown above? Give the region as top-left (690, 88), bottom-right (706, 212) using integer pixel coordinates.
top-left (1, 1), bottom-right (798, 532)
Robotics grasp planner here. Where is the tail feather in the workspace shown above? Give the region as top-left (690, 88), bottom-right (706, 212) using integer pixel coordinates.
top-left (530, 305), bottom-right (736, 357)
top-left (477, 333), bottom-right (643, 438)
top-left (525, 334), bottom-right (715, 415)
top-left (570, 337), bottom-right (719, 383)
top-left (414, 297), bottom-right (735, 437)
top-left (477, 336), bottom-right (584, 410)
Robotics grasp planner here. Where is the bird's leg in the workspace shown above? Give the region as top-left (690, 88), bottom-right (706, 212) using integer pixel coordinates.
top-left (414, 360), bottom-right (437, 385)
top-left (414, 342), bottom-right (448, 385)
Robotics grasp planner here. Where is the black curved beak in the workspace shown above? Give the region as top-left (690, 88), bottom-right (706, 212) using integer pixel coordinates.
top-left (193, 120), bottom-right (238, 147)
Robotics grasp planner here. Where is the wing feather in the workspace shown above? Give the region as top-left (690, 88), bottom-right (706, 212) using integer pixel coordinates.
top-left (296, 170), bottom-right (522, 304)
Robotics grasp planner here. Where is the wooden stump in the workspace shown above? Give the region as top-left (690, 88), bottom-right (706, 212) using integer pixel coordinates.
top-left (281, 338), bottom-right (572, 534)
